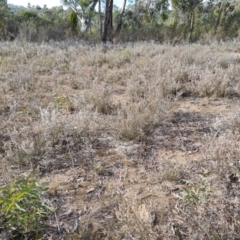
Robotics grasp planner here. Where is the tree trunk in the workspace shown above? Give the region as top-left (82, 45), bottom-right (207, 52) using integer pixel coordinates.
top-left (114, 0), bottom-right (127, 37)
top-left (171, 10), bottom-right (178, 42)
top-left (188, 11), bottom-right (195, 43)
top-left (99, 0), bottom-right (102, 40)
top-left (215, 2), bottom-right (223, 34)
top-left (102, 0), bottom-right (113, 43)
top-left (73, 0), bottom-right (98, 33)
top-left (79, 17), bottom-right (91, 32)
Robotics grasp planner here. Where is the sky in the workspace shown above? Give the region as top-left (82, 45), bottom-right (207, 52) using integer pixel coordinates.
top-left (8, 0), bottom-right (62, 8)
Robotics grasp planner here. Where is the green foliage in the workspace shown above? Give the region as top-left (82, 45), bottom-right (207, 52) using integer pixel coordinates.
top-left (0, 0), bottom-right (239, 42)
top-left (68, 10), bottom-right (78, 25)
top-left (0, 1), bottom-right (17, 41)
top-left (54, 94), bottom-right (74, 111)
top-left (68, 10), bottom-right (78, 33)
top-left (18, 10), bottom-right (41, 23)
top-left (13, 7), bottom-right (71, 41)
top-left (175, 0), bottom-right (203, 13)
top-left (79, 0), bottom-right (91, 9)
top-left (155, 0), bottom-right (169, 12)
top-left (161, 11), bottom-right (169, 21)
top-left (0, 1), bottom-right (8, 21)
top-left (0, 178), bottom-right (53, 234)
top-left (181, 176), bottom-right (210, 205)
top-left (0, 0), bottom-right (7, 6)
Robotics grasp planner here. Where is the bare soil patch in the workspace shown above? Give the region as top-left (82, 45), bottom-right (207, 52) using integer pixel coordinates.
top-left (37, 97), bottom-right (240, 239)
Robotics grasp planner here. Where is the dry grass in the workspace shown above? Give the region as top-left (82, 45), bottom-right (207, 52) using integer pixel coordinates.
top-left (1, 40), bottom-right (240, 239)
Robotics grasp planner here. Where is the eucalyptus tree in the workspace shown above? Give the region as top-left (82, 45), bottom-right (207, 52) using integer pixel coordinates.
top-left (115, 0), bottom-right (127, 35)
top-left (0, 0), bottom-right (8, 18)
top-left (0, 0), bottom-right (9, 40)
top-left (102, 0), bottom-right (113, 42)
top-left (0, 0), bottom-right (7, 5)
top-left (149, 0), bottom-right (170, 24)
top-left (172, 0), bottom-right (203, 42)
top-left (98, 0), bottom-right (128, 43)
top-left (61, 0), bottom-right (127, 43)
top-left (212, 0), bottom-right (235, 34)
top-left (61, 0), bottom-right (98, 32)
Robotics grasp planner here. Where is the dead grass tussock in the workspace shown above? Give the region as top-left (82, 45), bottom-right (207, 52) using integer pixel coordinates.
top-left (168, 110), bottom-right (240, 239)
top-left (204, 111), bottom-right (240, 176)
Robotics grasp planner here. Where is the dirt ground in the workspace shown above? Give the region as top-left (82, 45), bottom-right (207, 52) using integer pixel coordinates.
top-left (36, 96), bottom-right (240, 239)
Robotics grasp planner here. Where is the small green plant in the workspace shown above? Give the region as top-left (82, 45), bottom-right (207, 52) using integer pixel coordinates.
top-left (0, 178), bottom-right (53, 236)
top-left (54, 94), bottom-right (71, 108)
top-left (54, 94), bottom-right (75, 112)
top-left (181, 176), bottom-right (210, 205)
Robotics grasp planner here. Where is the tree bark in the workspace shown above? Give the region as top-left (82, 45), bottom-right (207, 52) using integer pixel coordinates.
top-left (68, 0), bottom-right (98, 33)
top-left (188, 11), bottom-right (195, 43)
top-left (215, 2), bottom-right (223, 34)
top-left (115, 0), bottom-right (127, 36)
top-left (99, 0), bottom-right (102, 40)
top-left (102, 0), bottom-right (113, 43)
top-left (171, 10), bottom-right (178, 41)
top-left (79, 17), bottom-right (91, 32)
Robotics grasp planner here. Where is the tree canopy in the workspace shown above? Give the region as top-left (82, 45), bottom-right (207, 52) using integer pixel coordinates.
top-left (1, 0), bottom-right (240, 43)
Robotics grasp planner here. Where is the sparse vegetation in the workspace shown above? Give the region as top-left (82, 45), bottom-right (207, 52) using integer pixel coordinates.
top-left (1, 40), bottom-right (240, 239)
top-left (2, 0), bottom-right (240, 43)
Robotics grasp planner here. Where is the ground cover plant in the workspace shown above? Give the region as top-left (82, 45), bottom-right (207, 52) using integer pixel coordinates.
top-left (0, 178), bottom-right (52, 239)
top-left (0, 40), bottom-right (240, 239)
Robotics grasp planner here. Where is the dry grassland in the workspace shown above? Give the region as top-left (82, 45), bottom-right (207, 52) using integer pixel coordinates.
top-left (0, 40), bottom-right (240, 239)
